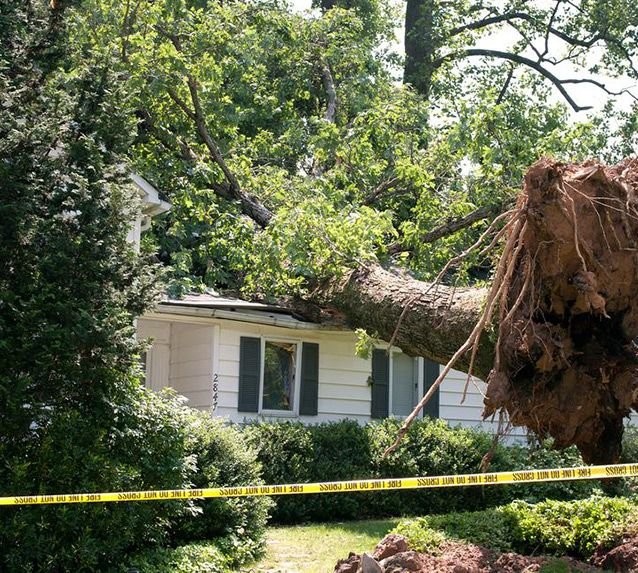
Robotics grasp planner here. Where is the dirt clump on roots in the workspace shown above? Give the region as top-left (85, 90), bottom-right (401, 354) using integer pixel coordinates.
top-left (483, 157), bottom-right (638, 463)
top-left (591, 535), bottom-right (638, 571)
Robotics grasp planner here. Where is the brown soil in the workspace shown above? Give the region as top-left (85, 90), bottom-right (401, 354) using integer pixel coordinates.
top-left (335, 541), bottom-right (602, 573)
top-left (592, 534), bottom-right (638, 571)
top-left (413, 541), bottom-right (600, 572)
top-left (483, 158), bottom-right (638, 463)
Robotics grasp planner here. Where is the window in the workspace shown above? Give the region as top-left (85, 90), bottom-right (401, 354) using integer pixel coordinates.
top-left (262, 341), bottom-right (297, 412)
top-left (391, 352), bottom-right (416, 417)
top-left (371, 349), bottom-right (439, 419)
top-left (238, 336), bottom-right (319, 416)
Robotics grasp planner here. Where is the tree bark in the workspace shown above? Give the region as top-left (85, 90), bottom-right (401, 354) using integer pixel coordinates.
top-left (404, 0), bottom-right (436, 96)
top-left (305, 158), bottom-right (638, 464)
top-left (310, 265), bottom-right (494, 379)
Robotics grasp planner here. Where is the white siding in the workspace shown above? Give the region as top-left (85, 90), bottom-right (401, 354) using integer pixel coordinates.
top-left (440, 369), bottom-right (527, 442)
top-left (169, 323), bottom-right (214, 410)
top-left (168, 316), bottom-right (519, 436)
top-left (139, 313), bottom-right (638, 442)
top-left (213, 323), bottom-right (371, 424)
top-left (137, 319), bottom-right (170, 392)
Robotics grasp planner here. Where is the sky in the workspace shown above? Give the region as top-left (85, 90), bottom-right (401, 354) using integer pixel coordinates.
top-left (290, 0), bottom-right (637, 127)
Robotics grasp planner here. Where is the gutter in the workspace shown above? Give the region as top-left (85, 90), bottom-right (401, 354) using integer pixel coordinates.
top-left (149, 303), bottom-right (347, 332)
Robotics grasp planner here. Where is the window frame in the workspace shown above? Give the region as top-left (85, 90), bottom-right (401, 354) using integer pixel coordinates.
top-left (259, 336), bottom-right (302, 416)
top-left (387, 350), bottom-right (424, 417)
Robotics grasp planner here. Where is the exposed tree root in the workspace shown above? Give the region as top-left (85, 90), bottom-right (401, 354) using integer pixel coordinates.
top-left (386, 157), bottom-right (638, 463)
top-left (484, 157), bottom-right (638, 463)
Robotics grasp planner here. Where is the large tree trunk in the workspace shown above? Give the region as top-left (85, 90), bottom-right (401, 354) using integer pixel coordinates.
top-left (404, 0), bottom-right (436, 96)
top-left (311, 265), bottom-right (493, 379)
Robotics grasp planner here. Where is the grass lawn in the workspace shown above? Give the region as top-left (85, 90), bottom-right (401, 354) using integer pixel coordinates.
top-left (243, 519), bottom-right (400, 573)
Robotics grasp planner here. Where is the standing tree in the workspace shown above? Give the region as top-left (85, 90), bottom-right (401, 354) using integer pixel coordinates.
top-left (0, 2), bottom-right (196, 570)
top-left (81, 0), bottom-right (638, 462)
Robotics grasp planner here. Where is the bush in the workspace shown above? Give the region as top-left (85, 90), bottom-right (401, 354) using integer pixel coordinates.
top-left (0, 389), bottom-right (271, 572)
top-left (395, 509), bottom-right (517, 553)
top-left (505, 496), bottom-right (636, 557)
top-left (173, 410), bottom-right (271, 563)
top-left (395, 496), bottom-right (638, 561)
top-left (244, 420), bottom-right (370, 522)
top-left (0, 387), bottom-right (195, 572)
top-left (246, 418), bottom-right (606, 523)
top-left (366, 418), bottom-right (501, 515)
top-left (127, 541), bottom-right (232, 573)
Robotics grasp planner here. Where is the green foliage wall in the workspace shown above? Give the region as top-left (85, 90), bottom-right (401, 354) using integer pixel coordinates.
top-left (244, 418), bottom-right (621, 524)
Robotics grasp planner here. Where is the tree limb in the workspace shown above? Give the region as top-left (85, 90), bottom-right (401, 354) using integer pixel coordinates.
top-left (165, 86), bottom-right (197, 122)
top-left (433, 48), bottom-right (593, 112)
top-left (183, 76), bottom-right (273, 227)
top-left (449, 11), bottom-right (532, 36)
top-left (362, 176), bottom-right (402, 206)
top-left (388, 203), bottom-right (506, 255)
top-left (561, 78), bottom-right (638, 102)
top-left (496, 64), bottom-right (515, 104)
top-left (450, 10), bottom-right (604, 50)
top-left (321, 62), bottom-right (338, 123)
top-left (541, 0), bottom-right (561, 59)
top-left (153, 25), bottom-right (274, 223)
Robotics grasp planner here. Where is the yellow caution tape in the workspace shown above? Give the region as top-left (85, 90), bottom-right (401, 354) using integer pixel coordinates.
top-left (2, 463), bottom-right (637, 506)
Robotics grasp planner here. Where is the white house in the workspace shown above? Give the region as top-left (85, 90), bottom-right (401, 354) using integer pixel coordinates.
top-left (137, 293), bottom-right (527, 438)
top-left (129, 179), bottom-right (635, 440)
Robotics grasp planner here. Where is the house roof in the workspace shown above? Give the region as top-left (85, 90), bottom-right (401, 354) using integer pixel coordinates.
top-left (152, 292), bottom-right (343, 331)
top-left (161, 293), bottom-right (295, 315)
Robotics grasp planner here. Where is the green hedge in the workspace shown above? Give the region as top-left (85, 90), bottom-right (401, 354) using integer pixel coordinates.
top-left (172, 408), bottom-right (271, 562)
top-left (395, 495), bottom-right (638, 560)
top-left (244, 418), bottom-right (628, 523)
top-left (0, 389), bottom-right (269, 572)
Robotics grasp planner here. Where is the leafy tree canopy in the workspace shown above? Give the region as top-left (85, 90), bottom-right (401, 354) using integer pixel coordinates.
top-left (74, 0), bottom-right (637, 298)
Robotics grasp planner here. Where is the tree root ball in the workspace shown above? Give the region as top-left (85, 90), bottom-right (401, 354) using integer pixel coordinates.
top-left (484, 157), bottom-right (638, 463)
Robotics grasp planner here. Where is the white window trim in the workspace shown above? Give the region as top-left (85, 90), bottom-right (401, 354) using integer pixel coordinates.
top-left (259, 336), bottom-right (302, 416)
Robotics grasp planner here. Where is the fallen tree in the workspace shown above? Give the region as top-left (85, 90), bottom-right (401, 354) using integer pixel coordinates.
top-left (309, 157), bottom-right (638, 464)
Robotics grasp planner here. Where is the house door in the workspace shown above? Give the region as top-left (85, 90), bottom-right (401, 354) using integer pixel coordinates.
top-left (392, 352), bottom-right (417, 417)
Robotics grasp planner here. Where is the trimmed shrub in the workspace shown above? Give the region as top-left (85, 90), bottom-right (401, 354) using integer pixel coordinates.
top-left (243, 421), bottom-right (314, 522)
top-left (0, 387), bottom-right (195, 572)
top-left (489, 440), bottom-right (602, 504)
top-left (1, 389), bottom-right (271, 572)
top-left (506, 496), bottom-right (635, 557)
top-left (173, 410), bottom-right (271, 563)
top-left (247, 418), bottom-right (606, 523)
top-left (366, 418), bottom-right (499, 515)
top-left (244, 420), bottom-right (370, 522)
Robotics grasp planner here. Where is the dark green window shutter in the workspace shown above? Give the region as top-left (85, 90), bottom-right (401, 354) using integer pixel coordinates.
top-left (371, 349), bottom-right (389, 419)
top-left (238, 337), bottom-right (261, 412)
top-left (299, 342), bottom-right (319, 416)
top-left (422, 359), bottom-right (440, 418)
